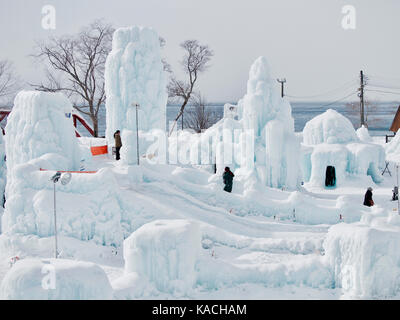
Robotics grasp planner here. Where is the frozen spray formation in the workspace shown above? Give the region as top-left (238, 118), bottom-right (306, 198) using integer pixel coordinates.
top-left (105, 26), bottom-right (168, 146)
top-left (4, 91), bottom-right (81, 173)
top-left (239, 56), bottom-right (300, 189)
top-left (2, 91), bottom-right (82, 236)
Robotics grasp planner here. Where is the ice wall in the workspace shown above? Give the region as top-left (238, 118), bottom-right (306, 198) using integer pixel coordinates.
top-left (301, 110), bottom-right (384, 186)
top-left (324, 208), bottom-right (400, 298)
top-left (239, 56), bottom-right (300, 189)
top-left (105, 26), bottom-right (168, 148)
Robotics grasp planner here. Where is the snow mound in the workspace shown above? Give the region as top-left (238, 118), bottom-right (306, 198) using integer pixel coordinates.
top-left (123, 219), bottom-right (201, 294)
top-left (324, 219), bottom-right (400, 298)
top-left (5, 91), bottom-right (81, 173)
top-left (105, 26), bottom-right (167, 147)
top-left (303, 109), bottom-right (358, 145)
top-left (0, 258), bottom-right (112, 300)
top-left (356, 125), bottom-right (372, 142)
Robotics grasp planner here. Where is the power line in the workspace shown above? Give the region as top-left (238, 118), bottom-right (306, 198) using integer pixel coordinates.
top-left (320, 91), bottom-right (357, 107)
top-left (366, 74), bottom-right (400, 82)
top-left (366, 89), bottom-right (400, 96)
top-left (285, 78), bottom-right (358, 100)
top-left (366, 83), bottom-right (400, 91)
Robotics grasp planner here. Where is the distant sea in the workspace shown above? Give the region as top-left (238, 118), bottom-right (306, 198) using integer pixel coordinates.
top-left (79, 101), bottom-right (399, 138)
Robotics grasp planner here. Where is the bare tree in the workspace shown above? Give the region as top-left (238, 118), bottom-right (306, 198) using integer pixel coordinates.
top-left (168, 40), bottom-right (213, 134)
top-left (184, 94), bottom-right (218, 133)
top-left (32, 20), bottom-right (114, 137)
top-left (159, 37), bottom-right (172, 73)
top-left (0, 60), bottom-right (19, 104)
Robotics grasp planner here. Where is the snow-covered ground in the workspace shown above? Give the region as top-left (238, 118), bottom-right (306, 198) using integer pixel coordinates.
top-left (1, 134), bottom-right (398, 299)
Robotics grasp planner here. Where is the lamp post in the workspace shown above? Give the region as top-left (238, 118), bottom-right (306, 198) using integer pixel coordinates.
top-left (131, 102), bottom-right (140, 165)
top-left (50, 171), bottom-right (72, 258)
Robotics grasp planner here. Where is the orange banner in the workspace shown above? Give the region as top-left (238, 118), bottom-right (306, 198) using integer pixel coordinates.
top-left (90, 145), bottom-right (108, 156)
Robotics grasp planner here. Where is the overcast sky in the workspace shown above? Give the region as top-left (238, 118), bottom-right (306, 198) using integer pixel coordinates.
top-left (1, 0), bottom-right (400, 103)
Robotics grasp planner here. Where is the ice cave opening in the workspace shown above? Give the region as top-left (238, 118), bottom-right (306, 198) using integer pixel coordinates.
top-left (325, 165), bottom-right (336, 187)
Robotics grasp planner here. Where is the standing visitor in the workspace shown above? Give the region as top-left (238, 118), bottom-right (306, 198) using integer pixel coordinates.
top-left (114, 130), bottom-right (122, 161)
top-left (363, 187), bottom-right (374, 207)
top-left (223, 167), bottom-right (235, 193)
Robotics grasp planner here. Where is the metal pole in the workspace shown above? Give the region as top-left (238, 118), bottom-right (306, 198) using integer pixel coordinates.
top-left (277, 78), bottom-right (286, 98)
top-left (53, 183), bottom-right (58, 259)
top-left (136, 105), bottom-right (140, 165)
top-left (397, 164), bottom-right (399, 215)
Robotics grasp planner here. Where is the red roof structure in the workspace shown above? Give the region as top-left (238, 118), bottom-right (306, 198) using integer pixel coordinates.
top-left (390, 106), bottom-right (400, 133)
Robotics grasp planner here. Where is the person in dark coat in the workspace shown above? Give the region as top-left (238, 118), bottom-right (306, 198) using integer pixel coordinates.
top-left (363, 187), bottom-right (374, 207)
top-left (114, 130), bottom-right (122, 161)
top-left (223, 167), bottom-right (235, 193)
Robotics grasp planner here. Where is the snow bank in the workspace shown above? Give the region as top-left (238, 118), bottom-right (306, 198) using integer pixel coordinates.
top-left (0, 258), bottom-right (112, 299)
top-left (324, 221), bottom-right (400, 298)
top-left (303, 109), bottom-right (358, 145)
top-left (123, 219), bottom-right (201, 294)
top-left (105, 26), bottom-right (167, 148)
top-left (5, 91), bottom-right (81, 173)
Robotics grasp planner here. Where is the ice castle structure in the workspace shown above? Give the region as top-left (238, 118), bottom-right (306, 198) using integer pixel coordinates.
top-left (301, 109), bottom-right (385, 187)
top-left (236, 56), bottom-right (301, 190)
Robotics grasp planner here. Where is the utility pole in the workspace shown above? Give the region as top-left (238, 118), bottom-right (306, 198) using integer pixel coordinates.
top-left (277, 78), bottom-right (286, 98)
top-left (359, 70), bottom-right (366, 127)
